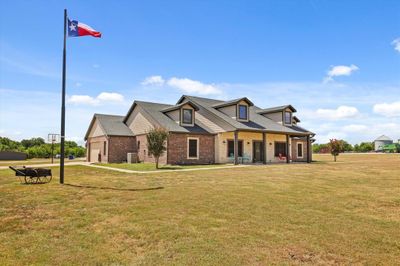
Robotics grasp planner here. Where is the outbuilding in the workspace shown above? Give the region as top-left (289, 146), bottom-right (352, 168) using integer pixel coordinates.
top-left (373, 135), bottom-right (393, 151)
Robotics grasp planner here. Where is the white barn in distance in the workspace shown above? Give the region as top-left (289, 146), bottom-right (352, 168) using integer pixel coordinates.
top-left (374, 135), bottom-right (393, 151)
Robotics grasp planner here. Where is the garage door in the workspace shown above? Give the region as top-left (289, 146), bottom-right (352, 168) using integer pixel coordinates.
top-left (90, 149), bottom-right (100, 162)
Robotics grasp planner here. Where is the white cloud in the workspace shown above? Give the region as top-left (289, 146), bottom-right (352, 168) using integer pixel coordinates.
top-left (342, 124), bottom-right (367, 132)
top-left (68, 95), bottom-right (98, 105)
top-left (323, 64), bottom-right (359, 83)
top-left (315, 106), bottom-right (359, 120)
top-left (92, 64), bottom-right (100, 68)
top-left (373, 101), bottom-right (400, 117)
top-left (167, 77), bottom-right (221, 95)
top-left (97, 92), bottom-right (124, 102)
top-left (392, 38), bottom-right (400, 53)
top-left (141, 75), bottom-right (165, 86)
top-left (317, 131), bottom-right (348, 144)
top-left (75, 82), bottom-right (82, 87)
top-left (67, 92), bottom-right (124, 106)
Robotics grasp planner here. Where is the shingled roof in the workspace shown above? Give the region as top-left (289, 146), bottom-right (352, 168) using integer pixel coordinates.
top-left (84, 114), bottom-right (134, 140)
top-left (176, 95), bottom-right (311, 135)
top-left (93, 95), bottom-right (314, 138)
top-left (256, 104), bottom-right (297, 114)
top-left (125, 101), bottom-right (212, 134)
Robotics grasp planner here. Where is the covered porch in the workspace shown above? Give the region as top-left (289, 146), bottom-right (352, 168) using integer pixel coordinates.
top-left (215, 131), bottom-right (312, 164)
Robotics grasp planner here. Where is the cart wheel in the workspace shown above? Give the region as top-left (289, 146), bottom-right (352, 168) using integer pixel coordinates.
top-left (39, 175), bottom-right (52, 183)
top-left (25, 176), bottom-right (38, 184)
top-left (18, 176), bottom-right (25, 184)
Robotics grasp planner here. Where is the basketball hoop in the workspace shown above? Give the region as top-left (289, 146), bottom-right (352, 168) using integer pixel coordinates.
top-left (48, 133), bottom-right (60, 164)
top-left (48, 133), bottom-right (60, 144)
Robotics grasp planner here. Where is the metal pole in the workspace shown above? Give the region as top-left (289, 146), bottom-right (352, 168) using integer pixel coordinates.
top-left (51, 141), bottom-right (54, 164)
top-left (60, 9), bottom-right (67, 184)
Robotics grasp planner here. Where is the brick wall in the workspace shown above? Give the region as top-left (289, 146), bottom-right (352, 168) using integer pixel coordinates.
top-left (135, 134), bottom-right (167, 164)
top-left (168, 133), bottom-right (215, 165)
top-left (108, 136), bottom-right (136, 163)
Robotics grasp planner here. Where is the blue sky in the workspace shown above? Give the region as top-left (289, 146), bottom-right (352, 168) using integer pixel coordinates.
top-left (1, 0), bottom-right (399, 145)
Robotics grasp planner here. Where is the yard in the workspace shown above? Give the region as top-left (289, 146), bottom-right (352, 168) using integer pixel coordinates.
top-left (0, 154), bottom-right (399, 265)
top-left (96, 162), bottom-right (233, 171)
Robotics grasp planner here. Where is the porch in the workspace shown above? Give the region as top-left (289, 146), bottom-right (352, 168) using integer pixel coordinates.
top-left (215, 131), bottom-right (311, 164)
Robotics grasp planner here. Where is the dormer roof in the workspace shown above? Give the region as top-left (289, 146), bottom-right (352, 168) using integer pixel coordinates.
top-left (293, 116), bottom-right (301, 123)
top-left (212, 97), bottom-right (254, 109)
top-left (161, 100), bottom-right (199, 113)
top-left (256, 104), bottom-right (297, 114)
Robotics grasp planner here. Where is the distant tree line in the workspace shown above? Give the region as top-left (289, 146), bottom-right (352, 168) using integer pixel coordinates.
top-left (0, 137), bottom-right (86, 158)
top-left (313, 140), bottom-right (374, 154)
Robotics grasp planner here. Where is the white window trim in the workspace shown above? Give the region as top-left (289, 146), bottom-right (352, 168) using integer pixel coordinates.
top-left (181, 108), bottom-right (195, 127)
top-left (187, 137), bottom-right (199, 159)
top-left (237, 104), bottom-right (249, 122)
top-left (297, 142), bottom-right (303, 158)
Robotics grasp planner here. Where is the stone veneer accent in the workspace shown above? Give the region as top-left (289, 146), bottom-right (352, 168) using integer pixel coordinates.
top-left (167, 133), bottom-right (215, 165)
top-left (291, 138), bottom-right (308, 162)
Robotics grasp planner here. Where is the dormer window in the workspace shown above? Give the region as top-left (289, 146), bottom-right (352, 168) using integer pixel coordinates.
top-left (238, 105), bottom-right (248, 120)
top-left (284, 111), bottom-right (292, 125)
top-left (182, 108), bottom-right (193, 125)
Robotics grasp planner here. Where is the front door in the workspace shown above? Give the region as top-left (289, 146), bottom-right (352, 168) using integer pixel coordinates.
top-left (253, 141), bottom-right (263, 163)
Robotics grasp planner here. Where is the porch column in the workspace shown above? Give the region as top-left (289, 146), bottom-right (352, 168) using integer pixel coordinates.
top-left (306, 135), bottom-right (311, 163)
top-left (262, 132), bottom-right (267, 164)
top-left (234, 131), bottom-right (238, 165)
top-left (286, 134), bottom-right (290, 163)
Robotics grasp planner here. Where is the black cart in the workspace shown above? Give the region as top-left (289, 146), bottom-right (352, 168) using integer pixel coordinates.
top-left (9, 166), bottom-right (52, 184)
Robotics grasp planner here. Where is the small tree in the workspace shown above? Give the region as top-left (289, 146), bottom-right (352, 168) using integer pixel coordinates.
top-left (328, 139), bottom-right (344, 162)
top-left (146, 127), bottom-right (169, 169)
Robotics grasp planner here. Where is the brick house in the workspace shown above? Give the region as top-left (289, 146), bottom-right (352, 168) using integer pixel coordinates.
top-left (85, 95), bottom-right (315, 164)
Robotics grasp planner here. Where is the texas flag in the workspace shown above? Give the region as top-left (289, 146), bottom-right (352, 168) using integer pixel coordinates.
top-left (68, 19), bottom-right (101, 38)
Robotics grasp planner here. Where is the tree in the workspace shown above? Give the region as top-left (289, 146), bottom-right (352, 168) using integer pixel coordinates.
top-left (146, 127), bottom-right (169, 169)
top-left (359, 142), bottom-right (374, 152)
top-left (342, 140), bottom-right (353, 152)
top-left (328, 139), bottom-right (344, 162)
top-left (21, 137), bottom-right (45, 148)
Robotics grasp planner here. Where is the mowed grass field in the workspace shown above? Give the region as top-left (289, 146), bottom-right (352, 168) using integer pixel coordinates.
top-left (0, 154), bottom-right (399, 265)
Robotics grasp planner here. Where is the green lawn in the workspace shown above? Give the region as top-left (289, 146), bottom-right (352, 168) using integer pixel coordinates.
top-left (96, 162), bottom-right (233, 171)
top-left (0, 154), bottom-right (399, 265)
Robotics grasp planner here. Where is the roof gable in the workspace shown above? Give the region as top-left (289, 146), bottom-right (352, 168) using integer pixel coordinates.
top-left (85, 114), bottom-right (133, 140)
top-left (161, 100), bottom-right (200, 113)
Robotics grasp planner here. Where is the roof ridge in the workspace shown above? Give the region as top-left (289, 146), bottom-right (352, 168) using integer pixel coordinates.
top-left (135, 100), bottom-right (172, 106)
top-left (95, 113), bottom-right (124, 117)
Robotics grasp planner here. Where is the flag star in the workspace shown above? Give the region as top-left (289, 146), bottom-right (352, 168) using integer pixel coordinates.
top-left (69, 23), bottom-right (77, 31)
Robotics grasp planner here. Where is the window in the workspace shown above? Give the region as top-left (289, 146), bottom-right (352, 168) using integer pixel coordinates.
top-left (182, 109), bottom-right (193, 124)
top-left (238, 105), bottom-right (248, 120)
top-left (274, 142), bottom-right (287, 157)
top-left (227, 140), bottom-right (243, 157)
top-left (188, 138), bottom-right (198, 159)
top-left (297, 143), bottom-right (303, 158)
top-left (284, 111), bottom-right (292, 124)
top-left (103, 141), bottom-right (106, 155)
